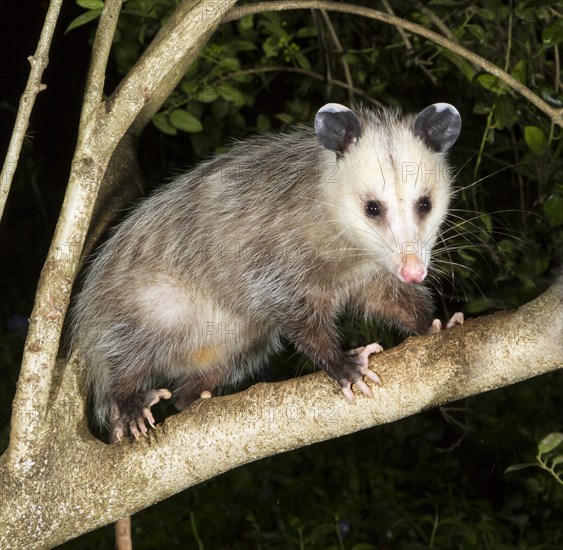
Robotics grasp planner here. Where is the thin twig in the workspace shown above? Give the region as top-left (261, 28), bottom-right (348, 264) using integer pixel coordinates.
top-left (0, 0), bottom-right (63, 224)
top-left (320, 9), bottom-right (355, 103)
top-left (314, 10), bottom-right (333, 97)
top-left (79, 0), bottom-right (124, 128)
top-left (418, 3), bottom-right (456, 42)
top-left (382, 0), bottom-right (412, 50)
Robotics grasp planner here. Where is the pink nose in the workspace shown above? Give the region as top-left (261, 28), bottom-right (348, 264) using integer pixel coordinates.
top-left (398, 256), bottom-right (427, 284)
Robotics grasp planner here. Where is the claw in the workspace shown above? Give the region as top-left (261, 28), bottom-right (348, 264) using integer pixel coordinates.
top-left (142, 407), bottom-right (156, 429)
top-left (130, 421), bottom-right (141, 440)
top-left (361, 367), bottom-right (382, 386)
top-left (342, 385), bottom-right (356, 402)
top-left (428, 318), bottom-right (443, 334)
top-left (114, 427), bottom-right (123, 442)
top-left (446, 312), bottom-right (464, 328)
top-left (355, 378), bottom-right (373, 398)
top-left (428, 312), bottom-right (464, 334)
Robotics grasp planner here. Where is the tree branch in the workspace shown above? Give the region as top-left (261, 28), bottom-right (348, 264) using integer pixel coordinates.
top-left (0, 0), bottom-right (63, 223)
top-left (6, 0), bottom-right (237, 469)
top-left (1, 278), bottom-right (561, 547)
top-left (79, 0), bottom-right (124, 128)
top-left (224, 1), bottom-right (563, 126)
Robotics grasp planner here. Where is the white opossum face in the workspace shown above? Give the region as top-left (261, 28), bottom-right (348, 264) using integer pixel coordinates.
top-left (315, 103), bottom-right (461, 284)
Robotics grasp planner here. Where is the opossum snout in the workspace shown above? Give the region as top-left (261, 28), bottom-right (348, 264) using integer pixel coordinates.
top-left (398, 255), bottom-right (427, 284)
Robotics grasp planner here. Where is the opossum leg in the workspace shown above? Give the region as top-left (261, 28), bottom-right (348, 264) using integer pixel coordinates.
top-left (286, 315), bottom-right (382, 401)
top-left (428, 312), bottom-right (464, 334)
top-left (113, 388), bottom-right (172, 441)
top-left (351, 278), bottom-right (435, 335)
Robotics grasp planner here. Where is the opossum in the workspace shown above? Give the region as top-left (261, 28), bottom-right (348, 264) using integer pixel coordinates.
top-left (71, 102), bottom-right (462, 440)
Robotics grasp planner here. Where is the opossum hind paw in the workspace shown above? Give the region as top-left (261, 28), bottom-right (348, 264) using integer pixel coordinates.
top-left (113, 389), bottom-right (172, 441)
top-left (340, 343), bottom-right (383, 401)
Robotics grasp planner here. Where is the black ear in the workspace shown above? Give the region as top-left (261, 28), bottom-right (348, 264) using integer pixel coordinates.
top-left (314, 103), bottom-right (362, 153)
top-left (414, 103), bottom-right (461, 152)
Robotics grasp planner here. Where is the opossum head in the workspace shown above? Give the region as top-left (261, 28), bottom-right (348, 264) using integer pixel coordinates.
top-left (315, 102), bottom-right (461, 284)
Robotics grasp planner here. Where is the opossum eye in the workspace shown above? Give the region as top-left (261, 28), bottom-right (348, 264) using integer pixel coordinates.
top-left (365, 200), bottom-right (383, 218)
top-left (417, 196), bottom-right (432, 216)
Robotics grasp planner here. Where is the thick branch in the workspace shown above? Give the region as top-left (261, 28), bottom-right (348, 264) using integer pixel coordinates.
top-left (7, 0), bottom-right (237, 469)
top-left (0, 0), bottom-right (63, 223)
top-left (224, 1), bottom-right (563, 126)
top-left (1, 279), bottom-right (561, 547)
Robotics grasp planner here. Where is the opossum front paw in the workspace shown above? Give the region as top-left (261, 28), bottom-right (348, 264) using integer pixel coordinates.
top-left (114, 388), bottom-right (172, 441)
top-left (427, 312), bottom-right (464, 334)
top-left (340, 343), bottom-right (383, 401)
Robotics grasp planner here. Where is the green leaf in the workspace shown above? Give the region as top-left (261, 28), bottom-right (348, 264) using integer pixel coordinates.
top-left (504, 463), bottom-right (537, 474)
top-left (481, 213), bottom-right (493, 234)
top-left (493, 96), bottom-right (517, 129)
top-left (263, 36), bottom-right (279, 58)
top-left (261, 19), bottom-right (290, 40)
top-left (76, 0), bottom-right (104, 9)
top-left (219, 57), bottom-right (241, 71)
top-left (294, 52), bottom-right (311, 70)
top-left (228, 39), bottom-right (257, 52)
top-left (238, 14), bottom-right (254, 31)
top-left (295, 26), bottom-right (317, 38)
top-left (542, 19), bottom-right (563, 45)
top-left (511, 59), bottom-right (527, 84)
top-left (180, 81), bottom-right (198, 95)
top-left (127, 0), bottom-right (161, 16)
top-left (551, 455), bottom-right (563, 467)
top-left (194, 86), bottom-right (218, 103)
top-left (474, 7), bottom-right (497, 21)
top-left (442, 50), bottom-right (477, 82)
top-left (217, 83), bottom-right (244, 106)
top-left (467, 24), bottom-right (486, 42)
top-left (152, 113), bottom-right (177, 135)
top-left (541, 195), bottom-right (563, 226)
top-left (538, 432), bottom-right (563, 454)
top-left (477, 74), bottom-right (508, 94)
top-left (65, 9), bottom-right (103, 33)
top-left (524, 126), bottom-right (547, 156)
top-left (169, 109), bottom-right (203, 133)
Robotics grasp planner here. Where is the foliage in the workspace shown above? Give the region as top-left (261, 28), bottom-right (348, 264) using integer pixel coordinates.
top-left (506, 432), bottom-right (563, 485)
top-left (2, 0), bottom-right (562, 547)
